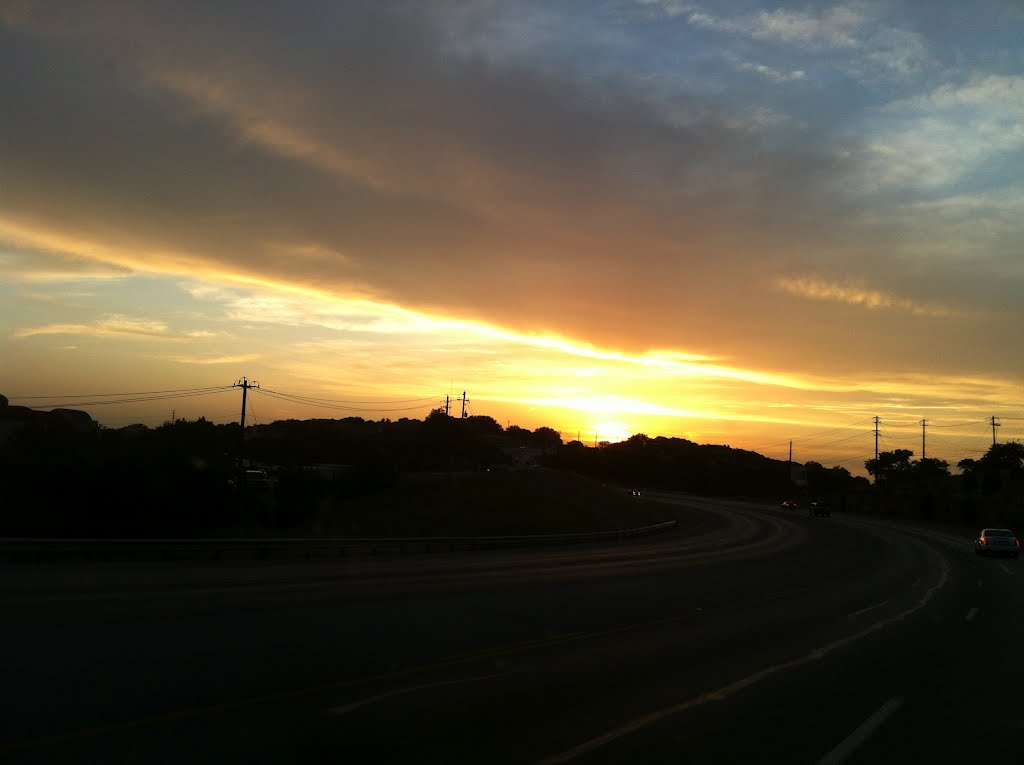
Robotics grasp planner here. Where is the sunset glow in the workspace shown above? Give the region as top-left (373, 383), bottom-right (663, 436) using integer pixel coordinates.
top-left (2, 2), bottom-right (1022, 476)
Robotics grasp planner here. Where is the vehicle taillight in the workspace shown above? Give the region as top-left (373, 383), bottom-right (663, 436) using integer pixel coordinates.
top-left (1017, 539), bottom-right (1021, 548)
top-left (981, 538), bottom-right (987, 545)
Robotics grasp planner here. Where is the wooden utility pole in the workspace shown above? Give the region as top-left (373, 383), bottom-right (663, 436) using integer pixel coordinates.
top-left (233, 378), bottom-right (259, 485)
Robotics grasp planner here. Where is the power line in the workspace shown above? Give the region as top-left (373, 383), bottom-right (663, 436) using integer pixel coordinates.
top-left (246, 389), bottom-right (260, 427)
top-left (927, 432), bottom-right (989, 450)
top-left (799, 430), bottom-right (868, 451)
top-left (254, 388), bottom-right (434, 413)
top-left (816, 452), bottom-right (877, 468)
top-left (256, 388), bottom-right (437, 405)
top-left (759, 418), bottom-right (875, 448)
top-left (8, 385), bottom-right (233, 400)
top-left (19, 387), bottom-right (236, 409)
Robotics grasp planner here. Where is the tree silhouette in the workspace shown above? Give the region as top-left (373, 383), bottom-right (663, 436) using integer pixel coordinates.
top-left (865, 449), bottom-right (914, 482)
top-left (979, 441), bottom-right (1024, 474)
top-left (911, 457), bottom-right (950, 480)
top-left (532, 426), bottom-right (562, 450)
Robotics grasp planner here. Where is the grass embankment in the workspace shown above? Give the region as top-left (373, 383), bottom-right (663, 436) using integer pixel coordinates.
top-left (226, 468), bottom-right (684, 538)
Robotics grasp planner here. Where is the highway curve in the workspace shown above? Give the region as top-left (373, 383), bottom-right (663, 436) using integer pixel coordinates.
top-left (2, 494), bottom-right (1017, 764)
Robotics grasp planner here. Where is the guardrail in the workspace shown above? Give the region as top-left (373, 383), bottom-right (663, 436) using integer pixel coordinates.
top-left (0, 520), bottom-right (678, 563)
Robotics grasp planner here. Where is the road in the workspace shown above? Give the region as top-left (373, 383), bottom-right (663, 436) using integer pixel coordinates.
top-left (1, 494), bottom-right (1020, 764)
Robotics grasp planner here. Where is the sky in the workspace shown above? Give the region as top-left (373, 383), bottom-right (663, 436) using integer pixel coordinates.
top-left (2, 0), bottom-right (1022, 473)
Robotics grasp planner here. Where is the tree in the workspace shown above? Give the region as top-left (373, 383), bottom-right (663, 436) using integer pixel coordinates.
top-left (464, 415), bottom-right (502, 436)
top-left (972, 441), bottom-right (1024, 493)
top-left (911, 457), bottom-right (950, 480)
top-left (979, 441), bottom-right (1024, 474)
top-left (865, 449), bottom-right (914, 483)
top-left (532, 426), bottom-right (562, 450)
top-left (505, 424), bottom-right (531, 439)
top-left (957, 457), bottom-right (977, 473)
top-left (805, 461), bottom-right (858, 494)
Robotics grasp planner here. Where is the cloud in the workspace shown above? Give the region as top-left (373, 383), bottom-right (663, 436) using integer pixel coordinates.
top-left (13, 314), bottom-right (217, 340)
top-left (0, 241), bottom-right (133, 282)
top-left (182, 279), bottom-right (849, 392)
top-left (17, 290), bottom-right (94, 308)
top-left (774, 276), bottom-right (961, 318)
top-left (866, 75), bottom-right (1024, 189)
top-left (165, 353), bottom-right (260, 365)
top-left (683, 4), bottom-right (932, 80)
top-left (0, 218), bottom-right (207, 283)
top-left (0, 0), bottom-right (1019, 388)
top-left (687, 6), bottom-right (864, 49)
top-left (732, 58), bottom-right (806, 83)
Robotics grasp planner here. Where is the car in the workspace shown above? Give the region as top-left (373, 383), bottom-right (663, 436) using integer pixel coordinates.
top-left (781, 500), bottom-right (798, 510)
top-left (809, 501), bottom-right (830, 517)
top-left (974, 528), bottom-right (1021, 558)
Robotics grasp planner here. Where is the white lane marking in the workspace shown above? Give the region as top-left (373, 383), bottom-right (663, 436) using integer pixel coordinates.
top-left (847, 600), bottom-right (889, 619)
top-left (965, 607), bottom-right (980, 623)
top-left (534, 551), bottom-right (950, 765)
top-left (816, 696), bottom-right (904, 765)
top-left (1000, 564), bottom-right (1016, 576)
top-left (327, 672), bottom-right (504, 716)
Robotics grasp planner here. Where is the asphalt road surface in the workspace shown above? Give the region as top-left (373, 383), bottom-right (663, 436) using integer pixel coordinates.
top-left (2, 494), bottom-right (1019, 764)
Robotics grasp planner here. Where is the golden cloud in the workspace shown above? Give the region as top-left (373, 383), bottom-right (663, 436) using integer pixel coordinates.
top-left (13, 314), bottom-right (217, 340)
top-left (775, 275), bottom-right (961, 317)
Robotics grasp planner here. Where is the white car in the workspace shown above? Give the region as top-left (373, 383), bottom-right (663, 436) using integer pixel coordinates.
top-left (974, 528), bottom-right (1020, 558)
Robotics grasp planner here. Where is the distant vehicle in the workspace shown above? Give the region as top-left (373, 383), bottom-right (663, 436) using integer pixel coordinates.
top-left (974, 529), bottom-right (1020, 558)
top-left (244, 469), bottom-right (273, 490)
top-left (809, 501), bottom-right (830, 517)
top-left (781, 500), bottom-right (798, 510)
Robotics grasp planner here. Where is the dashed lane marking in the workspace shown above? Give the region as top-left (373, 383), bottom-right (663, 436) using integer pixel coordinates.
top-left (816, 696), bottom-right (904, 765)
top-left (533, 545), bottom-right (949, 765)
top-left (847, 600), bottom-right (889, 619)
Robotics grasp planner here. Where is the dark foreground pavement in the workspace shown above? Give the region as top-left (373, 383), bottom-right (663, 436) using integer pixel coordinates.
top-left (2, 495), bottom-right (1019, 764)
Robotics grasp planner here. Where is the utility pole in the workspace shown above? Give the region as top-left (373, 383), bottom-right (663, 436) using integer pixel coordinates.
top-left (992, 415), bottom-right (1001, 446)
top-left (235, 377), bottom-right (260, 430)
top-left (788, 440), bottom-right (793, 488)
top-left (872, 416), bottom-right (880, 485)
top-left (233, 377), bottom-right (259, 477)
top-left (921, 418), bottom-right (927, 459)
top-left (444, 395), bottom-right (450, 416)
top-left (460, 391), bottom-right (469, 419)
top-left (171, 409), bottom-right (175, 424)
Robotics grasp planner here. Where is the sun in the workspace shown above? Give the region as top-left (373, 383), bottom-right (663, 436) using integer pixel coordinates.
top-left (592, 421), bottom-right (634, 443)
